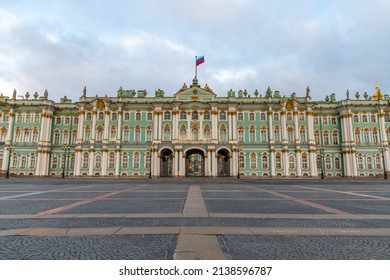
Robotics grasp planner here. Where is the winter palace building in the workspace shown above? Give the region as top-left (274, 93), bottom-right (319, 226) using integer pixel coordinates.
top-left (0, 78), bottom-right (389, 178)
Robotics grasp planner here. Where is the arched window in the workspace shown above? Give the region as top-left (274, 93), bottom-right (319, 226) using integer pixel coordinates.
top-left (52, 155), bottom-right (58, 169)
top-left (238, 153), bottom-right (245, 170)
top-left (97, 111), bottom-right (103, 121)
top-left (145, 152), bottom-right (151, 169)
top-left (371, 114), bottom-right (377, 123)
top-left (95, 155), bottom-right (102, 169)
top-left (249, 112), bottom-right (255, 121)
top-left (299, 113), bottom-right (305, 121)
top-left (30, 154), bottom-right (36, 169)
top-left (363, 129), bottom-right (370, 143)
top-left (354, 128), bottom-right (360, 144)
top-left (34, 114), bottom-right (39, 123)
top-left (325, 157), bottom-right (332, 170)
top-left (332, 130), bottom-right (339, 145)
top-left (82, 153), bottom-right (89, 168)
top-left (362, 114), bottom-right (368, 123)
top-left (108, 153), bottom-right (115, 169)
top-left (135, 112), bottom-right (141, 121)
top-left (273, 126), bottom-right (280, 142)
top-left (179, 126), bottom-right (186, 140)
top-left (147, 112), bottom-right (153, 121)
top-left (287, 127), bottom-right (294, 142)
top-left (164, 111), bottom-right (171, 120)
top-left (372, 128), bottom-right (379, 143)
top-left (289, 155), bottom-right (295, 169)
top-left (335, 157), bottom-right (341, 170)
top-left (313, 117), bottom-right (319, 125)
top-left (323, 130), bottom-right (329, 145)
top-left (86, 112), bottom-right (92, 121)
top-left (286, 112), bottom-right (293, 121)
top-left (331, 117), bottom-right (337, 125)
top-left (322, 117), bottom-right (328, 125)
top-left (192, 111), bottom-right (198, 120)
top-left (14, 128), bottom-right (20, 143)
top-left (302, 154), bottom-right (308, 169)
top-left (250, 153), bottom-right (257, 169)
top-left (133, 152), bottom-right (140, 169)
top-left (25, 114), bottom-right (31, 123)
top-left (238, 127), bottom-right (244, 142)
top-left (146, 126), bottom-right (152, 142)
top-left (367, 156), bottom-right (373, 170)
top-left (96, 127), bottom-right (104, 142)
top-left (163, 126), bottom-right (171, 141)
top-left (71, 130), bottom-right (77, 144)
top-left (134, 126), bottom-right (141, 142)
top-left (192, 125), bottom-right (199, 141)
top-left (180, 111), bottom-right (187, 120)
top-left (16, 114), bottom-right (22, 123)
top-left (260, 112), bottom-right (266, 121)
top-left (275, 154), bottom-right (282, 169)
top-left (385, 114), bottom-right (390, 122)
top-left (23, 128), bottom-right (30, 143)
top-left (32, 128), bottom-right (38, 143)
top-left (122, 154), bottom-right (129, 169)
top-left (12, 154), bottom-right (18, 168)
top-left (357, 156), bottom-right (364, 170)
top-left (249, 126), bottom-right (256, 142)
top-left (56, 117), bottom-right (62, 125)
top-left (110, 126), bottom-right (116, 140)
top-left (20, 155), bottom-right (27, 169)
top-left (204, 111), bottom-right (210, 120)
top-left (353, 114), bottom-right (359, 123)
top-left (54, 130), bottom-right (60, 145)
top-left (316, 155), bottom-right (322, 169)
top-left (237, 112), bottom-right (243, 121)
top-left (387, 128), bottom-right (390, 142)
top-left (260, 127), bottom-right (268, 142)
top-left (300, 127), bottom-right (306, 142)
top-left (0, 128), bottom-right (7, 142)
top-left (204, 125), bottom-right (211, 140)
top-left (62, 130), bottom-right (69, 144)
top-left (111, 112), bottom-right (117, 121)
top-left (220, 111), bottom-right (226, 120)
top-left (84, 127), bottom-right (91, 142)
top-left (375, 155), bottom-right (382, 169)
top-left (219, 126), bottom-right (227, 142)
top-left (262, 155), bottom-right (268, 169)
top-left (273, 113), bottom-right (280, 122)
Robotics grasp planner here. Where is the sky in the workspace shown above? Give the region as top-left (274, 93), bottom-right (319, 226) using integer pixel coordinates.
top-left (0, 0), bottom-right (389, 102)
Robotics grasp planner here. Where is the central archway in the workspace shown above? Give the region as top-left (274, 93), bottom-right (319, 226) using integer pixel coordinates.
top-left (185, 149), bottom-right (205, 177)
top-left (160, 148), bottom-right (173, 177)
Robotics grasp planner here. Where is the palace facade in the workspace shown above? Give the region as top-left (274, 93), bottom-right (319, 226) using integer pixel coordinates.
top-left (1, 78), bottom-right (389, 178)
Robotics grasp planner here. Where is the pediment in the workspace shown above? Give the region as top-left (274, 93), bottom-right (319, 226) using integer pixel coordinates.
top-left (174, 78), bottom-right (216, 102)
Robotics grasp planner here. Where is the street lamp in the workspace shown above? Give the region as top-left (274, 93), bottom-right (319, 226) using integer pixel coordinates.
top-left (237, 146), bottom-right (242, 179)
top-left (61, 144), bottom-right (70, 179)
top-left (5, 146), bottom-right (16, 179)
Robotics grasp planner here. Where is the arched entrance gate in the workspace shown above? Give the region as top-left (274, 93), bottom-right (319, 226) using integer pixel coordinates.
top-left (160, 148), bottom-right (173, 177)
top-left (217, 149), bottom-right (230, 177)
top-left (185, 149), bottom-right (205, 177)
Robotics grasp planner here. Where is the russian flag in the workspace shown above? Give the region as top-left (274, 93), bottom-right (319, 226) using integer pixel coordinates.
top-left (196, 56), bottom-right (205, 66)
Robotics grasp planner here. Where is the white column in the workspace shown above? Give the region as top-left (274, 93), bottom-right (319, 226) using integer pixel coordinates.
top-left (101, 149), bottom-right (108, 176)
top-left (306, 108), bottom-right (314, 145)
top-left (154, 150), bottom-right (159, 177)
top-left (270, 149), bottom-right (275, 176)
top-left (199, 112), bottom-right (204, 140)
top-left (309, 149), bottom-right (317, 177)
top-left (281, 108), bottom-right (287, 144)
top-left (296, 149), bottom-right (302, 176)
top-left (212, 109), bottom-right (218, 141)
top-left (268, 108), bottom-right (274, 143)
top-left (212, 149), bottom-right (217, 176)
top-left (103, 108), bottom-right (109, 143)
top-left (91, 108), bottom-right (97, 142)
top-left (187, 116), bottom-right (191, 140)
top-left (88, 150), bottom-right (94, 175)
top-left (153, 112), bottom-right (159, 140)
top-left (293, 109), bottom-right (299, 142)
top-left (282, 151), bottom-right (289, 176)
top-left (172, 111), bottom-right (178, 141)
top-left (228, 112), bottom-right (232, 140)
top-left (172, 149), bottom-right (178, 176)
top-left (232, 112), bottom-right (237, 141)
top-left (117, 109), bottom-right (123, 143)
top-left (115, 150), bottom-right (120, 176)
top-left (158, 112), bottom-right (162, 140)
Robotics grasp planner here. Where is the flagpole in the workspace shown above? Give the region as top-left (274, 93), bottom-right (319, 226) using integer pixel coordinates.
top-left (195, 56), bottom-right (197, 79)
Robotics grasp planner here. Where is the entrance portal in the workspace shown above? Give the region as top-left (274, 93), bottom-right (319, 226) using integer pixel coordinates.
top-left (217, 149), bottom-right (230, 177)
top-left (185, 149), bottom-right (205, 177)
top-left (160, 149), bottom-right (173, 177)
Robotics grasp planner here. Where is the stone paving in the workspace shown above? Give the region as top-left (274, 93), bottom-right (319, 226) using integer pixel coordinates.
top-left (0, 178), bottom-right (390, 259)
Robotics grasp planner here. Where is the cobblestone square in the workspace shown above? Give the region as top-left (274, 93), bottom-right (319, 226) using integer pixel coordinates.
top-left (1, 178), bottom-right (390, 260)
